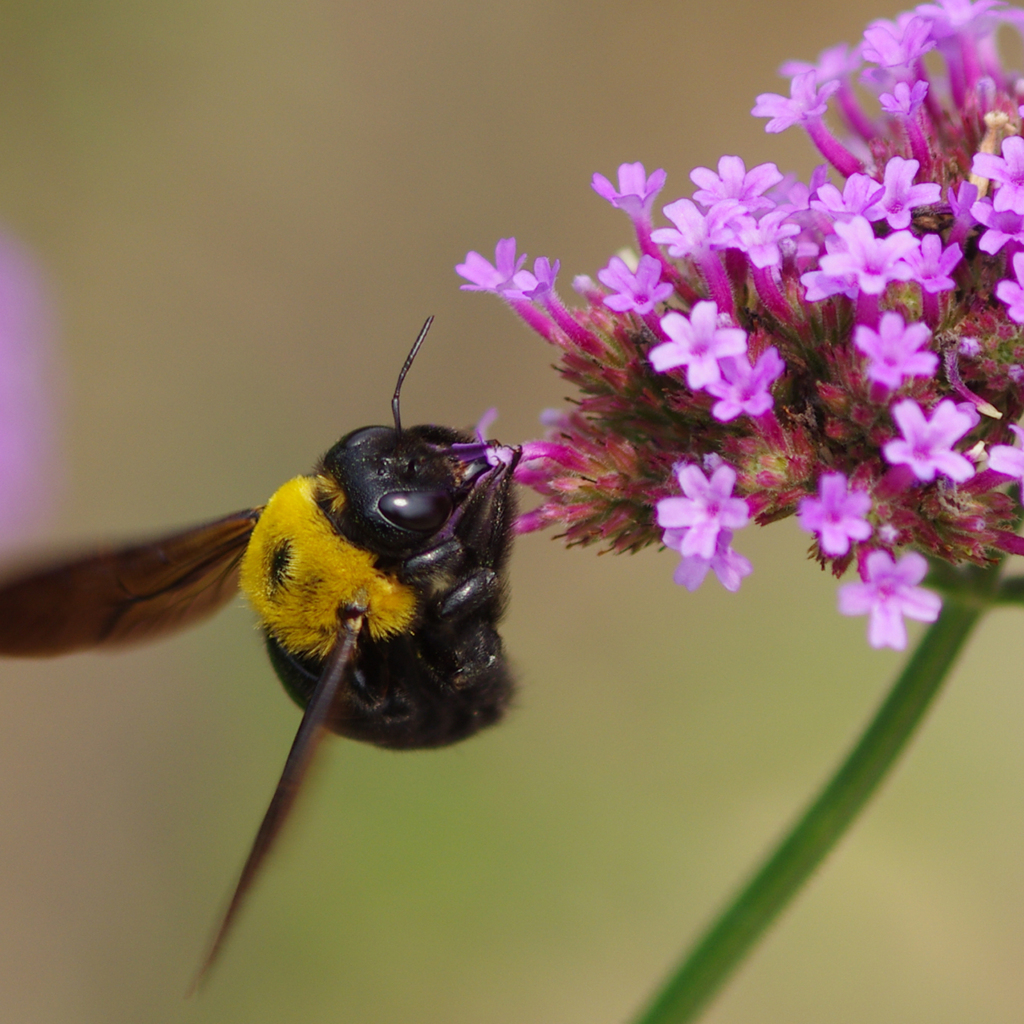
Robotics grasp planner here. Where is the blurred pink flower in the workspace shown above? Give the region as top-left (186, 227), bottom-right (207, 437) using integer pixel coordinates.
top-left (0, 235), bottom-right (57, 549)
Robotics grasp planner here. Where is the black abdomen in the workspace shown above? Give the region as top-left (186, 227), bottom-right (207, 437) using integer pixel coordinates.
top-left (265, 626), bottom-right (514, 750)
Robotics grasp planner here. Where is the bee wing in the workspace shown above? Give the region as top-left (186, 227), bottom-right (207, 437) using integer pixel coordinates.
top-left (0, 508), bottom-right (262, 656)
top-left (191, 611), bottom-right (364, 991)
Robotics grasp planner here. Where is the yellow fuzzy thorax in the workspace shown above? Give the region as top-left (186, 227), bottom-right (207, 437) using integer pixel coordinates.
top-left (239, 475), bottom-right (418, 658)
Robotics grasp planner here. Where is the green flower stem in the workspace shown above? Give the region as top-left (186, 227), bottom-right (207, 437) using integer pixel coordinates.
top-left (994, 575), bottom-right (1024, 605)
top-left (630, 565), bottom-right (1000, 1024)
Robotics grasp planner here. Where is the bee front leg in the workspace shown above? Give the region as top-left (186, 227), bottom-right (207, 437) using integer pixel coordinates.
top-left (437, 569), bottom-right (500, 622)
top-left (400, 538), bottom-right (466, 579)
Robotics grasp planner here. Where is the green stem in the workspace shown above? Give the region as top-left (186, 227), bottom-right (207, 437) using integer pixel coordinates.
top-left (630, 576), bottom-right (994, 1024)
top-left (994, 575), bottom-right (1024, 605)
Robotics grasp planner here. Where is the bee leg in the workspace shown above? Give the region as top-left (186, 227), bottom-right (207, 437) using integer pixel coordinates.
top-left (190, 607), bottom-right (364, 991)
top-left (437, 569), bottom-right (500, 622)
top-left (447, 622), bottom-right (504, 688)
top-left (400, 538), bottom-right (465, 579)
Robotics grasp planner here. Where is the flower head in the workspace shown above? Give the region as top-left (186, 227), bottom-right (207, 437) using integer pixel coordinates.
top-left (838, 551), bottom-right (941, 649)
top-left (457, 2), bottom-right (1024, 648)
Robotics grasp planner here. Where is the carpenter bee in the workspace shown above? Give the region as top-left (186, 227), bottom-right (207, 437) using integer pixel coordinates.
top-left (0, 317), bottom-right (521, 982)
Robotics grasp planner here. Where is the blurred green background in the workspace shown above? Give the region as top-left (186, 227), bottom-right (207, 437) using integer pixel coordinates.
top-left (0, 1), bottom-right (1021, 1021)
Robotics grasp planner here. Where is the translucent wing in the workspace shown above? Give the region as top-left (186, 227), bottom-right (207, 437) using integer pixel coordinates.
top-left (0, 508), bottom-right (261, 656)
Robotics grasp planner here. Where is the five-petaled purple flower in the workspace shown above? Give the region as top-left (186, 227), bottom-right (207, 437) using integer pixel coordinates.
top-left (854, 312), bottom-right (938, 389)
top-left (903, 233), bottom-right (962, 292)
top-left (995, 251), bottom-right (1024, 323)
top-left (810, 174), bottom-right (885, 222)
top-left (597, 255), bottom-right (672, 314)
top-left (971, 135), bottom-right (1024, 213)
top-left (705, 347), bottom-right (786, 422)
top-left (882, 398), bottom-right (976, 481)
top-left (838, 550), bottom-right (941, 650)
top-left (751, 71), bottom-right (839, 133)
top-left (800, 235), bottom-right (860, 301)
top-left (666, 527), bottom-right (752, 592)
top-left (652, 198), bottom-right (743, 257)
top-left (988, 424), bottom-right (1024, 482)
top-left (657, 461), bottom-right (751, 560)
top-left (798, 472), bottom-right (873, 555)
top-left (779, 42), bottom-right (863, 82)
top-left (815, 216), bottom-right (918, 295)
top-left (879, 79), bottom-right (928, 116)
top-left (592, 162), bottom-right (667, 222)
top-left (947, 180), bottom-right (979, 243)
top-left (864, 157), bottom-right (941, 230)
top-left (917, 0), bottom-right (1002, 33)
top-left (651, 301), bottom-right (748, 388)
top-left (690, 156), bottom-right (783, 212)
top-left (456, 237), bottom-right (527, 294)
top-left (971, 200), bottom-right (1024, 253)
top-left (861, 15), bottom-right (936, 68)
top-left (512, 256), bottom-right (561, 300)
top-left (733, 210), bottom-right (801, 268)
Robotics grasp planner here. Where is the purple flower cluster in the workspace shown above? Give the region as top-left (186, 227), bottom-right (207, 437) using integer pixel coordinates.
top-left (457, 2), bottom-right (1024, 650)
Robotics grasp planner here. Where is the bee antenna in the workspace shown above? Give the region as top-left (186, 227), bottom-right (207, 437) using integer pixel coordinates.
top-left (392, 315), bottom-right (434, 437)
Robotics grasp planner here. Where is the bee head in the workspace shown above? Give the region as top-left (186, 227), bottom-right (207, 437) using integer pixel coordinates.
top-left (318, 424), bottom-right (496, 556)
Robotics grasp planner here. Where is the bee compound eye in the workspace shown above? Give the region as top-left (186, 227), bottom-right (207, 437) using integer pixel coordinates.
top-left (377, 490), bottom-right (453, 532)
